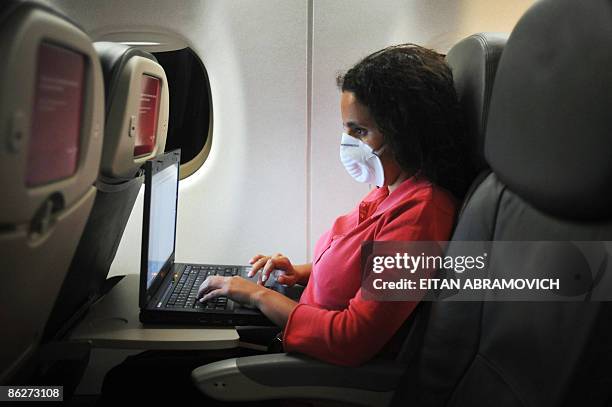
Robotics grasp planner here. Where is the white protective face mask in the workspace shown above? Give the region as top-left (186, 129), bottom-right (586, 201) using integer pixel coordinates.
top-left (339, 132), bottom-right (386, 187)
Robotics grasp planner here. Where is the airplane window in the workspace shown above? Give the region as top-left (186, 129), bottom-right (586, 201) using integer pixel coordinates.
top-left (152, 47), bottom-right (212, 178)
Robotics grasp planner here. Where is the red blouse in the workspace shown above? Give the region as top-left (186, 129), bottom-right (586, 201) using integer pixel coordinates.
top-left (282, 175), bottom-right (457, 366)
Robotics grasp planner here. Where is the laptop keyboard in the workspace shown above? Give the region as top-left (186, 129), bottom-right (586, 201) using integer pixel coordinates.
top-left (165, 265), bottom-right (241, 310)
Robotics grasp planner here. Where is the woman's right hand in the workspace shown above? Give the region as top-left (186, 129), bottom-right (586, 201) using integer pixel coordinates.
top-left (247, 253), bottom-right (307, 286)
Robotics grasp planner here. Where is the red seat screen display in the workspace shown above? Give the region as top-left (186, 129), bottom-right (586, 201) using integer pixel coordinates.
top-left (134, 75), bottom-right (161, 156)
top-left (26, 42), bottom-right (85, 187)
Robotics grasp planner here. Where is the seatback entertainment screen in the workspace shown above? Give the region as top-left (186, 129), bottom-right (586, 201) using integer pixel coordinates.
top-left (134, 74), bottom-right (161, 157)
top-left (26, 42), bottom-right (85, 186)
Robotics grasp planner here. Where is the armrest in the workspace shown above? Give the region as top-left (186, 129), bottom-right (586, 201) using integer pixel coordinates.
top-left (191, 353), bottom-right (404, 406)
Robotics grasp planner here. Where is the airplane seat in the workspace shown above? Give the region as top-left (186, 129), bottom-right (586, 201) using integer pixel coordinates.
top-left (392, 32), bottom-right (509, 367)
top-left (43, 42), bottom-right (169, 344)
top-left (192, 1), bottom-right (612, 406)
top-left (0, 0), bottom-right (104, 384)
top-left (189, 34), bottom-right (509, 407)
top-left (391, 0), bottom-right (612, 405)
top-left (445, 32), bottom-right (508, 185)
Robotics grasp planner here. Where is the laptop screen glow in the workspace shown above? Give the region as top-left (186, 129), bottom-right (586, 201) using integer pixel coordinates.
top-left (147, 162), bottom-right (178, 288)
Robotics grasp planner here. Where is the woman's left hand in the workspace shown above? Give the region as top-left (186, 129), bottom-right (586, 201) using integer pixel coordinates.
top-left (196, 275), bottom-right (265, 307)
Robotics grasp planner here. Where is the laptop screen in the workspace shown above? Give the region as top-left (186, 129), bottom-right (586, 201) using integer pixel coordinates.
top-left (146, 158), bottom-right (179, 289)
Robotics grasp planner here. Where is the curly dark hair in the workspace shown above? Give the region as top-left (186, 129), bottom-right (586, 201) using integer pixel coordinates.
top-left (337, 44), bottom-right (472, 199)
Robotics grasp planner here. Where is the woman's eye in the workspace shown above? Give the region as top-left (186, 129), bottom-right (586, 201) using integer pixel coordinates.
top-left (354, 128), bottom-right (368, 137)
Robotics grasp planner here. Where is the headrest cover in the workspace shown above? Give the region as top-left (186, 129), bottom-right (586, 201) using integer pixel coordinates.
top-left (485, 0), bottom-right (612, 220)
top-left (94, 42), bottom-right (158, 112)
top-left (94, 42), bottom-right (169, 181)
top-left (446, 33), bottom-right (507, 173)
top-left (0, 1), bottom-right (21, 24)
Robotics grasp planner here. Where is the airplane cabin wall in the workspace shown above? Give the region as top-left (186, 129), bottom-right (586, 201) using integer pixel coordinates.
top-left (40, 0), bottom-right (532, 276)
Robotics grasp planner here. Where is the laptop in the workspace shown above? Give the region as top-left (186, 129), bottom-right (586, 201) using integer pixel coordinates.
top-left (138, 149), bottom-right (276, 326)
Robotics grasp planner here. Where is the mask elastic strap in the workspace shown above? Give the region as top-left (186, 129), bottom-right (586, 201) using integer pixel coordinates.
top-left (373, 143), bottom-right (387, 157)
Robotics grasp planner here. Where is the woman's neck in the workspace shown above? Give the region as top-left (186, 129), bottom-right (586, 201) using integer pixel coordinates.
top-left (387, 170), bottom-right (412, 193)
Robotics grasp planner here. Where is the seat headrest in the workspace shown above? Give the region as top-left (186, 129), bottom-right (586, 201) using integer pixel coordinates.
top-left (446, 33), bottom-right (508, 174)
top-left (94, 42), bottom-right (159, 112)
top-left (94, 42), bottom-right (169, 181)
top-left (0, 1), bottom-right (20, 22)
top-left (485, 0), bottom-right (612, 220)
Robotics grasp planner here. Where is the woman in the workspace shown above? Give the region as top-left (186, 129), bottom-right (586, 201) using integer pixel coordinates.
top-left (100, 43), bottom-right (469, 404)
top-left (196, 43), bottom-right (468, 366)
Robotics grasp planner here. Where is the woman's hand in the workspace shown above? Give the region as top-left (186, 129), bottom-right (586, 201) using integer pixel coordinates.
top-left (196, 275), bottom-right (265, 307)
top-left (196, 274), bottom-right (299, 327)
top-left (247, 253), bottom-right (307, 286)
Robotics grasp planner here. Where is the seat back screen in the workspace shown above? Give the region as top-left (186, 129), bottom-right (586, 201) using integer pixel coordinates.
top-left (134, 75), bottom-right (161, 157)
top-left (26, 42), bottom-right (85, 187)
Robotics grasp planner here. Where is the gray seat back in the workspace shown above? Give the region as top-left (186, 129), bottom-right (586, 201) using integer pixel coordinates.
top-left (446, 33), bottom-right (508, 175)
top-left (0, 0), bottom-right (104, 383)
top-left (393, 1), bottom-right (612, 406)
top-left (395, 32), bottom-right (507, 366)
